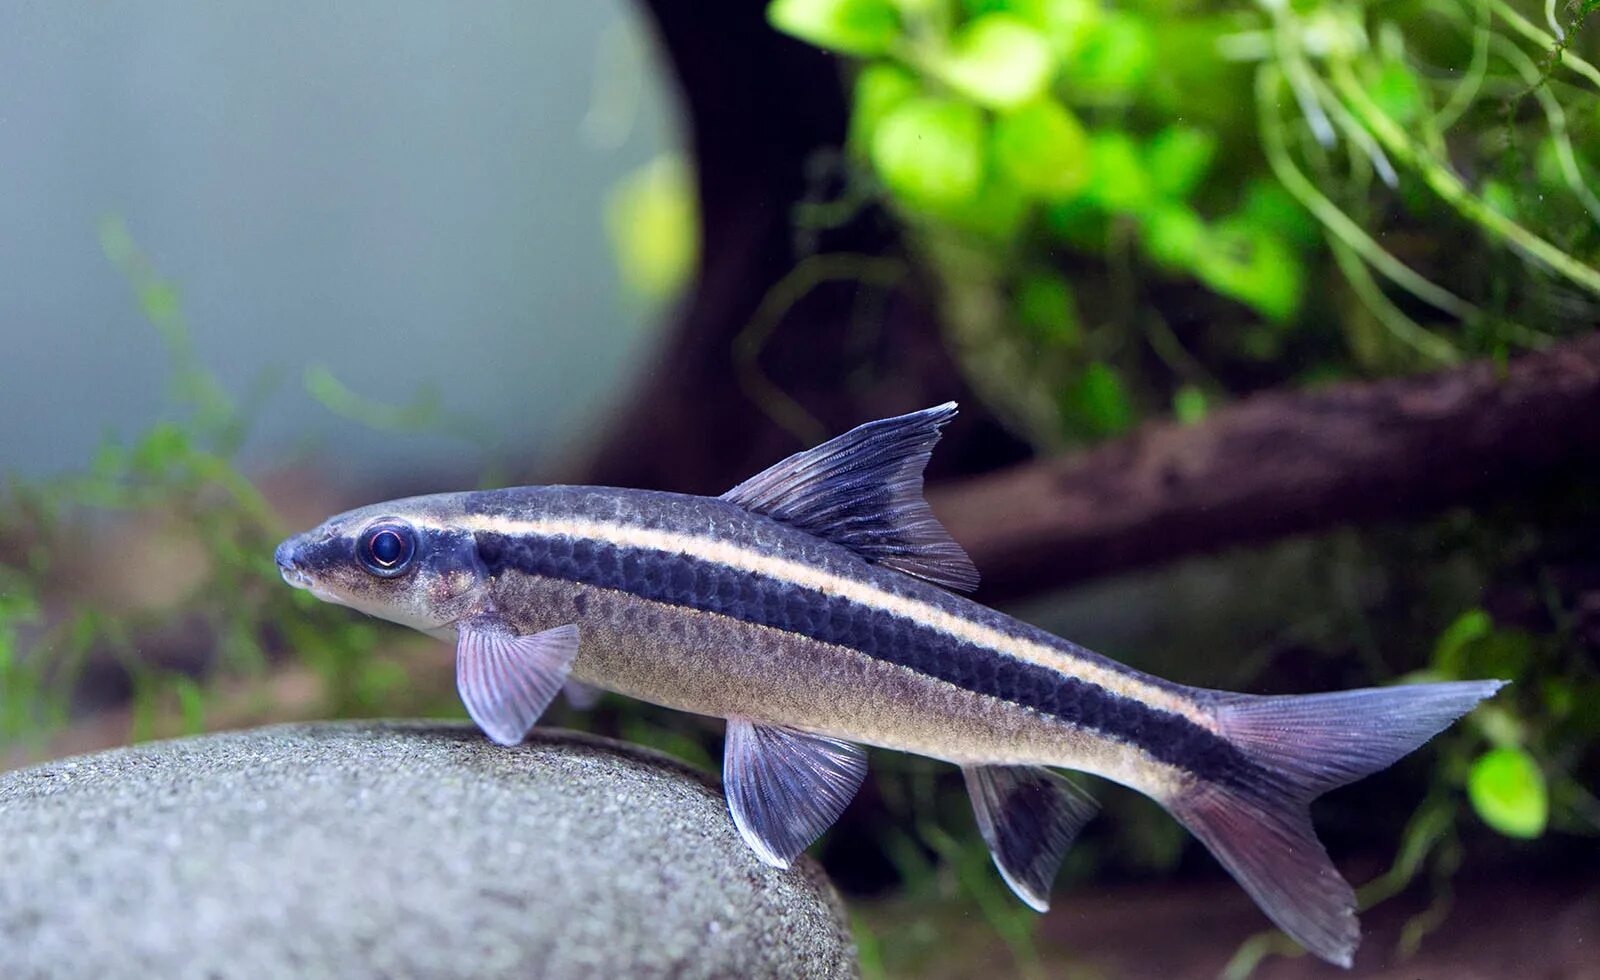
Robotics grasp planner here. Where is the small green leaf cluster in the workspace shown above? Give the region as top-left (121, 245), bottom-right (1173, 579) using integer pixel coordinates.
top-left (1427, 606), bottom-right (1600, 842)
top-left (768, 0), bottom-right (1326, 444)
top-left (826, 0), bottom-right (1305, 320)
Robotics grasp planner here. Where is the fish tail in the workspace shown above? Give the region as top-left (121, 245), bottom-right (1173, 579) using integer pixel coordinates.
top-left (1168, 680), bottom-right (1506, 968)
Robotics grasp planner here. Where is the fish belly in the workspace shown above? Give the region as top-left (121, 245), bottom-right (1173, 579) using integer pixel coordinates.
top-left (491, 572), bottom-right (1168, 785)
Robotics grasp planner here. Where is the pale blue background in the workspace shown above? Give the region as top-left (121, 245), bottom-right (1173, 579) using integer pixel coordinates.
top-left (0, 2), bottom-right (680, 481)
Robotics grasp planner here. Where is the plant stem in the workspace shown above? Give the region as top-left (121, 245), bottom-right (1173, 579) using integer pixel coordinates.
top-left (1331, 238), bottom-right (1461, 365)
top-left (1256, 65), bottom-right (1480, 320)
top-left (1327, 58), bottom-right (1600, 296)
top-left (732, 253), bottom-right (906, 445)
top-left (1486, 33), bottom-right (1600, 228)
top-left (1489, 0), bottom-right (1600, 92)
top-left (1427, 0), bottom-right (1491, 134)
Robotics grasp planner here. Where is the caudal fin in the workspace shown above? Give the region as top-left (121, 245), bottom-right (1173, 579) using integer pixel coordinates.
top-left (1170, 680), bottom-right (1505, 968)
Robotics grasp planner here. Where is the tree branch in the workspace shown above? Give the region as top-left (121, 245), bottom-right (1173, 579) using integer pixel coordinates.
top-left (931, 334), bottom-right (1600, 600)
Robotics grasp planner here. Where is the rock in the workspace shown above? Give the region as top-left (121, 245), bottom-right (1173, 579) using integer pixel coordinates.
top-left (0, 721), bottom-right (858, 979)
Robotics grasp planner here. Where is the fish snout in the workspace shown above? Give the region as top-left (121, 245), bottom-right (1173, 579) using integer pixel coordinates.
top-left (275, 536), bottom-right (313, 590)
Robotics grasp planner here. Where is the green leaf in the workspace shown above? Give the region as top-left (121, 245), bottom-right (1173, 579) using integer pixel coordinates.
top-left (767, 0), bottom-right (900, 56)
top-left (953, 177), bottom-right (1033, 240)
top-left (991, 98), bottom-right (1091, 199)
top-left (1146, 125), bottom-right (1217, 200)
top-left (974, 0), bottom-right (1101, 58)
top-left (1433, 609), bottom-right (1493, 677)
top-left (871, 97), bottom-right (987, 209)
top-left (605, 155), bottom-right (700, 302)
top-left (131, 422), bottom-right (191, 474)
top-left (1194, 219), bottom-right (1303, 321)
top-left (1144, 20), bottom-right (1250, 128)
top-left (1432, 610), bottom-right (1533, 682)
top-left (1016, 274), bottom-right (1081, 346)
top-left (1063, 362), bottom-right (1134, 437)
top-left (1043, 196), bottom-right (1110, 251)
top-left (1173, 385), bottom-right (1208, 424)
top-left (1469, 630), bottom-right (1534, 682)
top-left (1473, 704), bottom-right (1526, 749)
top-left (1141, 204), bottom-right (1206, 270)
top-left (937, 14), bottom-right (1055, 109)
top-left (1540, 678), bottom-right (1574, 720)
top-left (1058, 11), bottom-right (1151, 98)
top-left (1084, 131), bottom-right (1153, 213)
top-left (850, 63), bottom-right (920, 153)
top-left (1031, 0), bottom-right (1102, 60)
top-left (1239, 179), bottom-right (1319, 249)
top-left (1468, 748), bottom-right (1548, 839)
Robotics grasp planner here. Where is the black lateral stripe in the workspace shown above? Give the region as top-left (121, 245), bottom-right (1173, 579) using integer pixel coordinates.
top-left (475, 531), bottom-right (1253, 785)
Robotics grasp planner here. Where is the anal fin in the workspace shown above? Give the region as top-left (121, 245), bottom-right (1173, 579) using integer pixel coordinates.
top-left (964, 764), bottom-right (1098, 912)
top-left (723, 719), bottom-right (868, 869)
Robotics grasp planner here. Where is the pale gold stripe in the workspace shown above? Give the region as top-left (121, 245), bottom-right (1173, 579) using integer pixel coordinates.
top-left (456, 514), bottom-right (1216, 731)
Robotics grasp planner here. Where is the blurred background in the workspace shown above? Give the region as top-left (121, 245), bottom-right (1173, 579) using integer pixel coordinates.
top-left (2, 1), bottom-right (1597, 976)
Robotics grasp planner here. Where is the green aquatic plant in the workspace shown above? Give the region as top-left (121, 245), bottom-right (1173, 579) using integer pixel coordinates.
top-left (765, 0), bottom-right (1600, 446)
top-left (0, 220), bottom-right (398, 755)
top-left (1468, 745), bottom-right (1548, 837)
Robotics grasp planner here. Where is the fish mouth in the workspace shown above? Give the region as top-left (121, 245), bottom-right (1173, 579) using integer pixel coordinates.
top-left (278, 564), bottom-right (343, 606)
top-left (275, 536), bottom-right (316, 591)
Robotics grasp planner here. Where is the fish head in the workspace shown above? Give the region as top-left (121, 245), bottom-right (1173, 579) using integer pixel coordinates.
top-left (275, 494), bottom-right (488, 632)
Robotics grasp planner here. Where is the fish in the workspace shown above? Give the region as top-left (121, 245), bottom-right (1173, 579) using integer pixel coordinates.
top-left (275, 403), bottom-right (1504, 967)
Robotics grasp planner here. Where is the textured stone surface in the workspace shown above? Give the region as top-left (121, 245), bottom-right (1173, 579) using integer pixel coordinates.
top-left (0, 721), bottom-right (857, 979)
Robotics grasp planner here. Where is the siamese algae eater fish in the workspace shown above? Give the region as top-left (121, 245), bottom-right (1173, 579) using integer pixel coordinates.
top-left (276, 404), bottom-right (1503, 967)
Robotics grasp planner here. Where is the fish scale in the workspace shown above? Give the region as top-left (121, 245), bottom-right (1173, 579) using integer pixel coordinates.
top-left (474, 515), bottom-right (1248, 785)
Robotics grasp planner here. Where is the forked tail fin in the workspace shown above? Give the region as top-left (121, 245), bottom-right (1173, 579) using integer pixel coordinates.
top-left (1169, 680), bottom-right (1505, 968)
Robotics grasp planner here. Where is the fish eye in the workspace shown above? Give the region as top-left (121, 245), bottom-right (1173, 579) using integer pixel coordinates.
top-left (358, 521), bottom-right (416, 577)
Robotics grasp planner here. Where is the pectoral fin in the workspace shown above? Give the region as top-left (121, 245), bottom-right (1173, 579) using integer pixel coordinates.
top-left (455, 620), bottom-right (580, 746)
top-left (562, 680), bottom-right (603, 710)
top-left (964, 764), bottom-right (1098, 912)
top-left (722, 719), bottom-right (868, 868)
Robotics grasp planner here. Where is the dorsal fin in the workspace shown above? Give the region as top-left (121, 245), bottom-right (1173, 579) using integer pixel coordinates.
top-left (721, 403), bottom-right (980, 592)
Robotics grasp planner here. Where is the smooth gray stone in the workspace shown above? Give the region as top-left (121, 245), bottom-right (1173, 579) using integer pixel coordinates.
top-left (0, 721), bottom-right (858, 979)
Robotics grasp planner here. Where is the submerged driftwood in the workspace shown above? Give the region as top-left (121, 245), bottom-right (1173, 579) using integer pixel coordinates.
top-left (931, 332), bottom-right (1600, 598)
